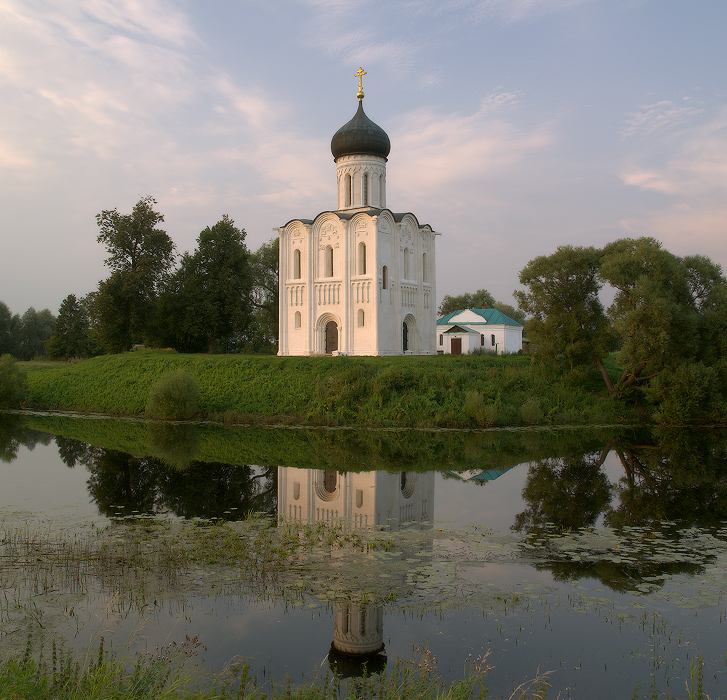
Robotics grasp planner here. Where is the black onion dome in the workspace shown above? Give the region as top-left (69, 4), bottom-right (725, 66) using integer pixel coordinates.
top-left (331, 101), bottom-right (391, 160)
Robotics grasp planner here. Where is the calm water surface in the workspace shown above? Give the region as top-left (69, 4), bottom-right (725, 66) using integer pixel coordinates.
top-left (1, 414), bottom-right (727, 699)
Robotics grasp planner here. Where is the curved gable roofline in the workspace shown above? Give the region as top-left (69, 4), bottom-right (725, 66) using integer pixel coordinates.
top-left (278, 218), bottom-right (314, 229)
top-left (279, 208), bottom-right (437, 231)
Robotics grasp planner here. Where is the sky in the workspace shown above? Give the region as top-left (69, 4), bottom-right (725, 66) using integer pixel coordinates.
top-left (1, 0), bottom-right (726, 317)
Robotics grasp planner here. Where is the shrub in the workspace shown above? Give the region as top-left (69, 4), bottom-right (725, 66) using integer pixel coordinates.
top-left (146, 369), bottom-right (200, 419)
top-left (521, 396), bottom-right (544, 425)
top-left (464, 389), bottom-right (499, 427)
top-left (0, 354), bottom-right (28, 408)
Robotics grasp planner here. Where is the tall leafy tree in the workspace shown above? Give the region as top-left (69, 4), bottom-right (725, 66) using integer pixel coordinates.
top-left (516, 238), bottom-right (727, 414)
top-left (249, 237), bottom-right (279, 350)
top-left (95, 196), bottom-right (175, 351)
top-left (158, 215), bottom-right (252, 353)
top-left (515, 245), bottom-right (612, 374)
top-left (10, 307), bottom-right (56, 360)
top-left (46, 294), bottom-right (91, 359)
top-left (0, 302), bottom-right (15, 355)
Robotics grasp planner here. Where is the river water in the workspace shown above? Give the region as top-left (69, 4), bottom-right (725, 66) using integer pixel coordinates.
top-left (1, 412), bottom-right (726, 698)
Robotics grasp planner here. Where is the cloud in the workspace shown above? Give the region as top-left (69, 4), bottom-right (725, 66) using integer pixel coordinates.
top-left (622, 98), bottom-right (704, 138)
top-left (295, 0), bottom-right (595, 80)
top-left (389, 90), bottom-right (552, 196)
top-left (619, 106), bottom-right (727, 266)
top-left (621, 108), bottom-right (727, 199)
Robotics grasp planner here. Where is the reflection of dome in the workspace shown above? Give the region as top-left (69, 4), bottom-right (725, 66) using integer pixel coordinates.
top-left (328, 645), bottom-right (387, 679)
top-left (331, 101), bottom-right (391, 160)
top-left (332, 601), bottom-right (384, 655)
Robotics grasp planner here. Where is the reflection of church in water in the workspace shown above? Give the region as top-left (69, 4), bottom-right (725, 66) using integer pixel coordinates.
top-left (278, 468), bottom-right (434, 532)
top-left (278, 466), bottom-right (435, 673)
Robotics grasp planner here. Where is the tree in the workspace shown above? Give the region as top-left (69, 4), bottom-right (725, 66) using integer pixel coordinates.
top-left (46, 294), bottom-right (91, 359)
top-left (249, 237), bottom-right (279, 350)
top-left (516, 238), bottom-right (727, 412)
top-left (438, 288), bottom-right (525, 323)
top-left (599, 238), bottom-right (698, 395)
top-left (0, 354), bottom-right (27, 408)
top-left (515, 245), bottom-right (612, 372)
top-left (438, 289), bottom-right (495, 317)
top-left (95, 196), bottom-right (175, 351)
top-left (0, 302), bottom-right (14, 355)
top-left (11, 307), bottom-right (56, 360)
top-left (157, 215), bottom-right (252, 353)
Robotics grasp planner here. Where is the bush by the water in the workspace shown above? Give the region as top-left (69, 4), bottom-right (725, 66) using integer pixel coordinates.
top-left (146, 369), bottom-right (200, 419)
top-left (0, 354), bottom-right (27, 408)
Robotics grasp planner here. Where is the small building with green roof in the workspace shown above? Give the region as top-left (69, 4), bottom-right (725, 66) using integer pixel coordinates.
top-left (436, 308), bottom-right (523, 355)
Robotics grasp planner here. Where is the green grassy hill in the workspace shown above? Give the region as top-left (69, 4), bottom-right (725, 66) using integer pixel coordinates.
top-left (23, 350), bottom-right (630, 428)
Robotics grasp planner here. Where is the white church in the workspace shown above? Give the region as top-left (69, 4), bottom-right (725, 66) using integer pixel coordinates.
top-left (276, 70), bottom-right (441, 356)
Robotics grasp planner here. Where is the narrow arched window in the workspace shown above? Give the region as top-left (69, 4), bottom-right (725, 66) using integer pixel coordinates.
top-left (362, 172), bottom-right (369, 205)
top-left (481, 334), bottom-right (485, 346)
top-left (439, 334), bottom-right (443, 346)
top-left (403, 248), bottom-right (410, 279)
top-left (491, 334), bottom-right (496, 346)
top-left (293, 249), bottom-right (301, 279)
top-left (380, 174), bottom-right (385, 206)
top-left (345, 174), bottom-right (352, 207)
top-left (325, 245), bottom-right (333, 277)
top-left (422, 252), bottom-right (427, 283)
top-left (358, 308), bottom-right (364, 327)
top-left (358, 241), bottom-right (366, 275)
top-left (382, 265), bottom-right (388, 290)
top-left (324, 470), bottom-right (337, 494)
top-left (295, 311), bottom-right (301, 329)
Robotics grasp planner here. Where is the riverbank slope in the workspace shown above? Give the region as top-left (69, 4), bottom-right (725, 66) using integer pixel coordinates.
top-left (22, 350), bottom-right (630, 428)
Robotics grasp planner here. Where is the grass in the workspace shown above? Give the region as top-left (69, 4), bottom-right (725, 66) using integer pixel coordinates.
top-left (2, 511), bottom-right (723, 699)
top-left (0, 637), bottom-right (553, 700)
top-left (22, 350), bottom-right (633, 428)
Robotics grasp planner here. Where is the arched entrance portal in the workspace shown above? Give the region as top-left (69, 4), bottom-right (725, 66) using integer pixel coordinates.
top-left (402, 314), bottom-right (416, 353)
top-left (325, 321), bottom-right (338, 354)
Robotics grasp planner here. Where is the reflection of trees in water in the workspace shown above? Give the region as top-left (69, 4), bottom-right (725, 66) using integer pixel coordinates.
top-left (86, 448), bottom-right (161, 516)
top-left (159, 462), bottom-right (277, 519)
top-left (531, 553), bottom-right (701, 591)
top-left (52, 436), bottom-right (277, 520)
top-left (514, 430), bottom-right (727, 589)
top-left (607, 430), bottom-right (727, 529)
top-left (513, 431), bottom-right (727, 534)
top-left (56, 435), bottom-right (94, 469)
top-left (512, 450), bottom-right (612, 534)
top-left (0, 415), bottom-right (53, 462)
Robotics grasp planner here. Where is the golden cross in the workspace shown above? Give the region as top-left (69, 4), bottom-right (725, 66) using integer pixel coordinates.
top-left (355, 67), bottom-right (366, 99)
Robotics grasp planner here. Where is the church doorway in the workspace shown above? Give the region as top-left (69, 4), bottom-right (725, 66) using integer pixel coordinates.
top-left (402, 321), bottom-right (409, 352)
top-left (325, 321), bottom-right (338, 354)
top-left (451, 338), bottom-right (462, 355)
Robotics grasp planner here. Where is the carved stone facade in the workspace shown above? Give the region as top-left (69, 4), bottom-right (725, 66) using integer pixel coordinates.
top-left (276, 89), bottom-right (440, 356)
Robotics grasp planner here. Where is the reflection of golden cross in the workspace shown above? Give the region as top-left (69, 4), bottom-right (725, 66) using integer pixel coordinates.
top-left (355, 67), bottom-right (366, 98)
